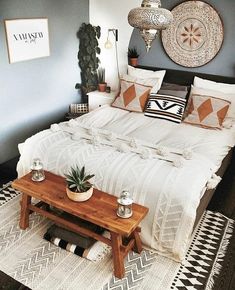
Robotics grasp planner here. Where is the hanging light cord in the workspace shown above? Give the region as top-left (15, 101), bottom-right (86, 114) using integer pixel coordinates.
top-left (113, 31), bottom-right (120, 80)
top-left (105, 29), bottom-right (120, 85)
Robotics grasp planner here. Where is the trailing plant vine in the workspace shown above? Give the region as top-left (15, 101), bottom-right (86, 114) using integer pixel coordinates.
top-left (75, 23), bottom-right (101, 100)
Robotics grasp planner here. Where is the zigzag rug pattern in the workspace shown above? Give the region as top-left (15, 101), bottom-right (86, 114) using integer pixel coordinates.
top-left (0, 182), bottom-right (21, 206)
top-left (0, 185), bottom-right (234, 290)
top-left (102, 213), bottom-right (234, 290)
top-left (103, 250), bottom-right (157, 290)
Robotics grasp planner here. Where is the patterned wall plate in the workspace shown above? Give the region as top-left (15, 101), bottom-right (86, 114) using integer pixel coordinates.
top-left (161, 1), bottom-right (224, 67)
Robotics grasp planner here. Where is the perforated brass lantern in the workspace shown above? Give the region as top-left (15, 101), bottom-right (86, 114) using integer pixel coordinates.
top-left (117, 190), bottom-right (133, 219)
top-left (128, 0), bottom-right (173, 52)
top-left (31, 158), bottom-right (45, 182)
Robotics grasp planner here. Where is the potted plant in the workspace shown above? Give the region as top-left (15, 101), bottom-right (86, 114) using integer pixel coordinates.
top-left (97, 67), bottom-right (107, 92)
top-left (128, 47), bottom-right (139, 67)
top-left (75, 23), bottom-right (101, 101)
top-left (65, 165), bottom-right (95, 202)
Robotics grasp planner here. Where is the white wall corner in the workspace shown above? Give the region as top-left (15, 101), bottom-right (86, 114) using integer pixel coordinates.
top-left (89, 0), bottom-right (141, 91)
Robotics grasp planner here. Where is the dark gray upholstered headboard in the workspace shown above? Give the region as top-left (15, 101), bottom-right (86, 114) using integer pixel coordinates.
top-left (136, 65), bottom-right (235, 86)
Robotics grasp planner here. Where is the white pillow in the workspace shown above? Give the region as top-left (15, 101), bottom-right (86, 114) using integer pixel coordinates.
top-left (194, 76), bottom-right (235, 94)
top-left (188, 85), bottom-right (235, 120)
top-left (122, 74), bottom-right (160, 90)
top-left (127, 65), bottom-right (166, 93)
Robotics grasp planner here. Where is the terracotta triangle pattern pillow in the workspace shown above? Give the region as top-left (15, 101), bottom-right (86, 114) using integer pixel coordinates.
top-left (183, 94), bottom-right (231, 129)
top-left (112, 79), bottom-right (151, 112)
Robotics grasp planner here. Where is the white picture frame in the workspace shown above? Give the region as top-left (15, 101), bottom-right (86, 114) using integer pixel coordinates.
top-left (4, 18), bottom-right (50, 63)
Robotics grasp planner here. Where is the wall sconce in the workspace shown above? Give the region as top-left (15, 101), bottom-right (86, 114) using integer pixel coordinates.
top-left (104, 28), bottom-right (120, 79)
top-left (104, 29), bottom-right (118, 49)
top-left (128, 0), bottom-right (173, 52)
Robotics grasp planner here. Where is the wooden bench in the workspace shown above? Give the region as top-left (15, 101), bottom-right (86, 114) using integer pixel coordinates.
top-left (12, 171), bottom-right (149, 279)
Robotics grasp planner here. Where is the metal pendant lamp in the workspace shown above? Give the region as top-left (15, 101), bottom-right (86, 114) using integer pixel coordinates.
top-left (128, 0), bottom-right (173, 52)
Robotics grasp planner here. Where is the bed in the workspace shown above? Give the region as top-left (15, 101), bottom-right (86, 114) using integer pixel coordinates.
top-left (16, 65), bottom-right (235, 261)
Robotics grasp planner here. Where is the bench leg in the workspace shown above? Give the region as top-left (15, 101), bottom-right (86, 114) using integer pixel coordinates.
top-left (110, 232), bottom-right (125, 279)
top-left (19, 193), bottom-right (31, 230)
top-left (132, 229), bottom-right (142, 254)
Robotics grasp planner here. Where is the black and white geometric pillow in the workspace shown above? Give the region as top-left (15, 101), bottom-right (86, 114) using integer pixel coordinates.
top-left (144, 94), bottom-right (186, 123)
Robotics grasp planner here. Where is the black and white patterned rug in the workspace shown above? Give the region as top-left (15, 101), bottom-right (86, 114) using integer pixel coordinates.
top-left (0, 184), bottom-right (234, 290)
top-left (0, 182), bottom-right (21, 205)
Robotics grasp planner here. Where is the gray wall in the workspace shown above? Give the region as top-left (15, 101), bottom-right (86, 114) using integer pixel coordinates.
top-left (129, 0), bottom-right (235, 77)
top-left (0, 0), bottom-right (89, 164)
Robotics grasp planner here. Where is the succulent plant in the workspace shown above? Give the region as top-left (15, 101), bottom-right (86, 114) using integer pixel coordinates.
top-left (65, 166), bottom-right (95, 193)
top-left (75, 23), bottom-right (101, 100)
top-left (128, 47), bottom-right (139, 58)
top-left (97, 67), bottom-right (106, 84)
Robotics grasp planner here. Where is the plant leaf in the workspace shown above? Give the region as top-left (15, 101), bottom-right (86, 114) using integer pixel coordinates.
top-left (83, 174), bottom-right (95, 181)
top-left (80, 166), bottom-right (85, 180)
top-left (65, 165), bottom-right (94, 192)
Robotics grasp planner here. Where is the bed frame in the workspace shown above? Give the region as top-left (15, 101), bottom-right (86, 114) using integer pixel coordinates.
top-left (137, 65), bottom-right (235, 228)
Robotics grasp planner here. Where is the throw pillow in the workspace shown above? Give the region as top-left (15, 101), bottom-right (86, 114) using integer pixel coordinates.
top-left (121, 73), bottom-right (160, 91)
top-left (183, 94), bottom-right (231, 129)
top-left (194, 76), bottom-right (235, 94)
top-left (112, 78), bottom-right (151, 112)
top-left (158, 83), bottom-right (189, 99)
top-left (161, 82), bottom-right (188, 92)
top-left (127, 65), bottom-right (166, 93)
top-left (186, 85), bottom-right (235, 120)
top-left (144, 94), bottom-right (186, 123)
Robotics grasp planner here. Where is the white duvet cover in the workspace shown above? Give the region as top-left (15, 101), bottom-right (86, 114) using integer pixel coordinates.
top-left (17, 105), bottom-right (235, 261)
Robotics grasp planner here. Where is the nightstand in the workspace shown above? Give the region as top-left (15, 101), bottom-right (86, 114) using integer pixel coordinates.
top-left (87, 90), bottom-right (117, 111)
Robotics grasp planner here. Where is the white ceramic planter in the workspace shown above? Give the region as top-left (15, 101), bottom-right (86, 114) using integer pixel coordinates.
top-left (66, 186), bottom-right (93, 202)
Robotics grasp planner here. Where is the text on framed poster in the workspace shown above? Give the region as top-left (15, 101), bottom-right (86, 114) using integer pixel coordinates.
top-left (4, 18), bottom-right (50, 63)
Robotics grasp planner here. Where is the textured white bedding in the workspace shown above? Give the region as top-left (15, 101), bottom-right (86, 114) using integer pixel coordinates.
top-left (17, 105), bottom-right (235, 261)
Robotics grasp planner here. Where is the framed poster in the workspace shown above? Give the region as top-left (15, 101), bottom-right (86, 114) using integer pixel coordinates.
top-left (4, 18), bottom-right (50, 63)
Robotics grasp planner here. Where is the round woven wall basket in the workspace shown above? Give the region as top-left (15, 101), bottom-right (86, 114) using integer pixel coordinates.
top-left (161, 1), bottom-right (224, 67)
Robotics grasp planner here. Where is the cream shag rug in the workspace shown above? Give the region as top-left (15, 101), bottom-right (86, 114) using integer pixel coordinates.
top-left (0, 184), bottom-right (234, 290)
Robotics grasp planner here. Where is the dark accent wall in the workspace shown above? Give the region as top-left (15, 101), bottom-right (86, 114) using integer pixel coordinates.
top-left (0, 0), bottom-right (89, 164)
top-left (129, 0), bottom-right (235, 77)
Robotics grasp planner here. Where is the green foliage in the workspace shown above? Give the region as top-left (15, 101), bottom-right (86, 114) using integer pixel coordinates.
top-left (97, 67), bottom-right (105, 84)
top-left (128, 47), bottom-right (139, 58)
top-left (75, 23), bottom-right (101, 98)
top-left (65, 165), bottom-right (95, 193)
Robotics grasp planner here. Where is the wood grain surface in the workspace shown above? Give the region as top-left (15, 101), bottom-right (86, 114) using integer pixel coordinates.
top-left (12, 171), bottom-right (148, 236)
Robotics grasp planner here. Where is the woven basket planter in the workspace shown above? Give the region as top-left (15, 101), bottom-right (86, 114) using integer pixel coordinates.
top-left (66, 186), bottom-right (93, 202)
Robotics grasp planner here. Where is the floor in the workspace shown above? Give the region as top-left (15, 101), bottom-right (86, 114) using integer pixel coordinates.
top-left (0, 157), bottom-right (30, 290)
top-left (0, 156), bottom-right (18, 185)
top-left (0, 154), bottom-right (234, 290)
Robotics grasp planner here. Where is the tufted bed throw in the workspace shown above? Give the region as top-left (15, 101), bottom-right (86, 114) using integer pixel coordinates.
top-left (17, 105), bottom-right (235, 261)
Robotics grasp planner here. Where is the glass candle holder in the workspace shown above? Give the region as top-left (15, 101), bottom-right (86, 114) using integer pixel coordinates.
top-left (30, 158), bottom-right (45, 182)
top-left (117, 190), bottom-right (133, 218)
